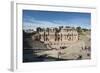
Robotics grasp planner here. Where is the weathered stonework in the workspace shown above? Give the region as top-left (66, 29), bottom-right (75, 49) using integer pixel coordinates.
top-left (32, 27), bottom-right (79, 49)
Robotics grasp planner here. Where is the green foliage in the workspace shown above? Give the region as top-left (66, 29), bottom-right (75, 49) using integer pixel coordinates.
top-left (76, 26), bottom-right (82, 34)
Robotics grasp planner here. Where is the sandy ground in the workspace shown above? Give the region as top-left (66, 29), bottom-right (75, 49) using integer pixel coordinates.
top-left (35, 40), bottom-right (90, 60)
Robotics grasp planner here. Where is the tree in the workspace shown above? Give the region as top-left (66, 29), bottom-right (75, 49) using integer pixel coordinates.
top-left (46, 28), bottom-right (49, 32)
top-left (82, 28), bottom-right (88, 32)
top-left (36, 27), bottom-right (41, 32)
top-left (54, 28), bottom-right (59, 32)
top-left (76, 26), bottom-right (82, 34)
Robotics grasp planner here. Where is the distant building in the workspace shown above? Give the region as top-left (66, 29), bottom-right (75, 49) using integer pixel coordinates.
top-left (32, 27), bottom-right (79, 49)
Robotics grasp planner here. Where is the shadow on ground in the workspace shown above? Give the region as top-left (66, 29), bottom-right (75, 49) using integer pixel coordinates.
top-left (23, 49), bottom-right (71, 63)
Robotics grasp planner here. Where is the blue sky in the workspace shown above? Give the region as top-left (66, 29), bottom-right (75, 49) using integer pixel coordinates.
top-left (23, 10), bottom-right (91, 30)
